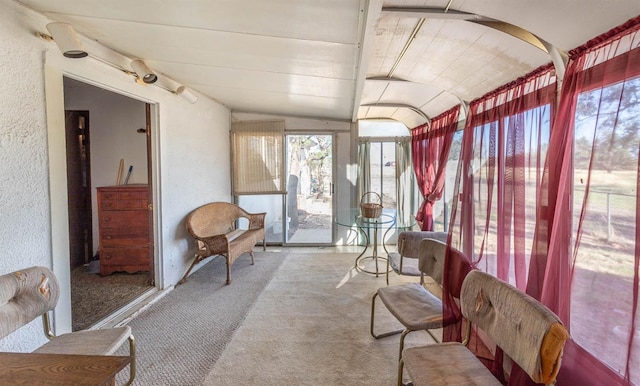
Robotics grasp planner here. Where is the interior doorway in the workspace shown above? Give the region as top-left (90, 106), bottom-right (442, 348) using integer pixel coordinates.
top-left (65, 111), bottom-right (92, 270)
top-left (285, 134), bottom-right (333, 244)
top-left (64, 78), bottom-right (154, 331)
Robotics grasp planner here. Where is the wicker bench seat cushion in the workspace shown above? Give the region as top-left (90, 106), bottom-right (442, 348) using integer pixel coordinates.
top-left (34, 326), bottom-right (132, 356)
top-left (403, 342), bottom-right (502, 386)
top-left (377, 283), bottom-right (442, 330)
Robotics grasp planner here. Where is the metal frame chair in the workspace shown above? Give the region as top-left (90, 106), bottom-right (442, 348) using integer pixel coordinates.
top-left (399, 270), bottom-right (570, 386)
top-left (0, 266), bottom-right (136, 385)
top-left (371, 238), bottom-right (457, 360)
top-left (385, 231), bottom-right (448, 285)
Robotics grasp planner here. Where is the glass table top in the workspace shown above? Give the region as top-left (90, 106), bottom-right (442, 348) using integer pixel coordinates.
top-left (335, 208), bottom-right (416, 229)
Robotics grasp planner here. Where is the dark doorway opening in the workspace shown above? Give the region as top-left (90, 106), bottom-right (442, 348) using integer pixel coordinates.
top-left (64, 78), bottom-right (154, 331)
top-left (66, 111), bottom-right (93, 270)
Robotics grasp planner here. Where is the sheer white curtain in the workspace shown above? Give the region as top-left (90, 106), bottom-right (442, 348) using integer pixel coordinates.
top-left (395, 139), bottom-right (414, 225)
top-left (357, 141), bottom-right (371, 204)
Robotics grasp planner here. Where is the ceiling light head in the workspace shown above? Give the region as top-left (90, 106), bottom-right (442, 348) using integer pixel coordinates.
top-left (175, 86), bottom-right (198, 104)
top-left (46, 22), bottom-right (88, 58)
top-left (131, 60), bottom-right (158, 84)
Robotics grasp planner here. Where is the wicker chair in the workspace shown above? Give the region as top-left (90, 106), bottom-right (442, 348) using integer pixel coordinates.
top-left (181, 202), bottom-right (266, 285)
top-left (0, 266), bottom-right (136, 385)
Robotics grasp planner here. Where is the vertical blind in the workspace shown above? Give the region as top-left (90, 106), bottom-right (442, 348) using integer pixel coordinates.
top-left (231, 120), bottom-right (285, 195)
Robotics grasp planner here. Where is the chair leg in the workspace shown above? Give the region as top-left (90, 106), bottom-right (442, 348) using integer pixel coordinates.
top-left (178, 254), bottom-right (201, 284)
top-left (225, 256), bottom-right (232, 285)
top-left (263, 239), bottom-right (266, 251)
top-left (370, 292), bottom-right (403, 339)
top-left (125, 334), bottom-right (136, 386)
top-left (386, 256), bottom-right (391, 285)
top-left (397, 357), bottom-right (405, 386)
top-left (399, 329), bottom-right (412, 360)
top-left (425, 328), bottom-right (440, 344)
top-left (249, 251), bottom-right (255, 265)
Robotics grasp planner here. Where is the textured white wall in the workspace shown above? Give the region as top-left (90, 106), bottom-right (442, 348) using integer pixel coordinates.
top-left (0, 0), bottom-right (231, 351)
top-left (0, 0), bottom-right (57, 353)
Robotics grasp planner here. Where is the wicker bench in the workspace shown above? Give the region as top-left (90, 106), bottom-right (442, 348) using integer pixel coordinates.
top-left (180, 202), bottom-right (266, 285)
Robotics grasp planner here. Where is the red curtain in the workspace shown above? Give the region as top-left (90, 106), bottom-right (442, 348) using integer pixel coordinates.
top-left (411, 105), bottom-right (460, 231)
top-left (442, 65), bottom-right (557, 380)
top-left (529, 16), bottom-right (640, 386)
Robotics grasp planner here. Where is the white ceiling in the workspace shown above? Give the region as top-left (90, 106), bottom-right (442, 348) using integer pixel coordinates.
top-left (18, 0), bottom-right (640, 128)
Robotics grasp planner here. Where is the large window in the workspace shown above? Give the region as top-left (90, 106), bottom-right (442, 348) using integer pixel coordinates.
top-left (465, 105), bottom-right (551, 283)
top-left (570, 76), bottom-right (640, 376)
top-left (358, 120), bottom-right (416, 239)
top-left (369, 142), bottom-right (397, 209)
top-left (431, 129), bottom-right (463, 231)
top-left (443, 22), bottom-right (640, 386)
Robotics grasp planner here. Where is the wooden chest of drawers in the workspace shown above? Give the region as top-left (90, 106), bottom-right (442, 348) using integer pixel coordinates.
top-left (97, 185), bottom-right (151, 276)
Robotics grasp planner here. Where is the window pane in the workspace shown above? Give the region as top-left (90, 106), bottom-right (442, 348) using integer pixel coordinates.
top-left (469, 105), bottom-right (551, 284)
top-left (369, 142), bottom-right (382, 200)
top-left (571, 78), bottom-right (640, 376)
top-left (382, 142), bottom-right (396, 209)
top-left (237, 194), bottom-right (283, 243)
top-left (359, 120), bottom-right (409, 137)
top-left (503, 105), bottom-right (551, 283)
top-left (433, 130), bottom-right (464, 232)
top-left (471, 122), bottom-right (499, 275)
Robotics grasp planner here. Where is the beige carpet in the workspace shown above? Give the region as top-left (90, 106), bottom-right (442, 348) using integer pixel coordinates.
top-left (114, 250), bottom-right (286, 385)
top-left (203, 251), bottom-right (440, 385)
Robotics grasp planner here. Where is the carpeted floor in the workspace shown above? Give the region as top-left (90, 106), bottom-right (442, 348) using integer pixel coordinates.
top-left (71, 264), bottom-right (152, 331)
top-left (203, 251), bottom-right (438, 386)
top-left (115, 251), bottom-right (286, 385)
top-left (111, 248), bottom-right (438, 385)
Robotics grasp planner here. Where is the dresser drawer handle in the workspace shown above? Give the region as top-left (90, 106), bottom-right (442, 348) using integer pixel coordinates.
top-left (104, 254), bottom-right (112, 260)
top-left (105, 235), bottom-right (113, 240)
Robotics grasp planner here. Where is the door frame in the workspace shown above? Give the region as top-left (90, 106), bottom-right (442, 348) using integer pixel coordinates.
top-left (44, 61), bottom-right (161, 334)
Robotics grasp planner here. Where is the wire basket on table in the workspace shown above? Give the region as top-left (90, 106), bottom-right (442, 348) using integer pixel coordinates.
top-left (360, 191), bottom-right (383, 218)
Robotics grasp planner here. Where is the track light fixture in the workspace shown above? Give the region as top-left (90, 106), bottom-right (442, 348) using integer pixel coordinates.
top-left (175, 86), bottom-right (198, 104)
top-left (46, 22), bottom-right (88, 58)
top-left (131, 60), bottom-right (158, 84)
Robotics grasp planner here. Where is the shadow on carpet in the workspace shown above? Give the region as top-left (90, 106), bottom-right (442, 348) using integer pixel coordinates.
top-left (115, 251), bottom-right (285, 385)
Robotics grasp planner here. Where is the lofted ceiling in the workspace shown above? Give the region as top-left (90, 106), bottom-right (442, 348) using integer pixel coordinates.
top-left (18, 0), bottom-right (640, 128)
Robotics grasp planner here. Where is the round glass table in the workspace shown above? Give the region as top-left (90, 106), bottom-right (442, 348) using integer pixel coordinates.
top-left (335, 208), bottom-right (416, 276)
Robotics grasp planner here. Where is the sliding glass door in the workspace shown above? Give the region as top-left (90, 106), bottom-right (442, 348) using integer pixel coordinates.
top-left (284, 134), bottom-right (333, 244)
